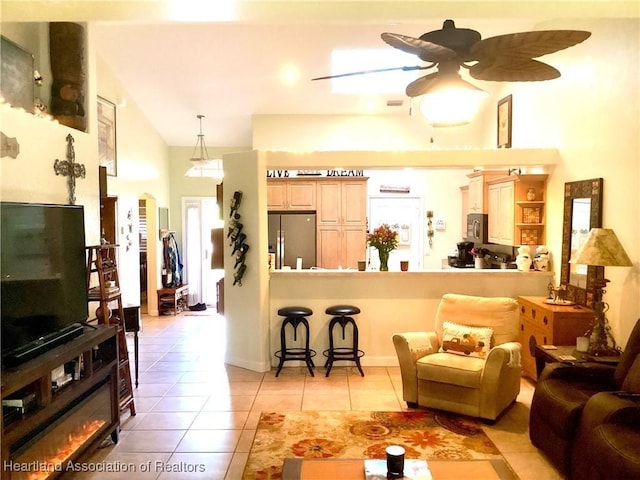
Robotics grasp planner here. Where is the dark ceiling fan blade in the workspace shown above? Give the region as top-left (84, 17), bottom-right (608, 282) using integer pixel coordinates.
top-left (405, 72), bottom-right (439, 97)
top-left (469, 58), bottom-right (561, 81)
top-left (312, 64), bottom-right (431, 81)
top-left (470, 30), bottom-right (591, 61)
top-left (381, 32), bottom-right (457, 63)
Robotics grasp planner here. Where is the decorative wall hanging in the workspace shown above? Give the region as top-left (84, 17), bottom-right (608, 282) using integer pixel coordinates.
top-left (53, 133), bottom-right (85, 205)
top-left (0, 132), bottom-right (20, 158)
top-left (229, 191), bottom-right (247, 286)
top-left (97, 96), bottom-right (117, 176)
top-left (497, 94), bottom-right (512, 148)
top-left (49, 22), bottom-right (87, 131)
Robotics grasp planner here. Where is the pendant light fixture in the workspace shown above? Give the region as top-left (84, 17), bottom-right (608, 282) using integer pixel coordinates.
top-left (185, 114), bottom-right (224, 181)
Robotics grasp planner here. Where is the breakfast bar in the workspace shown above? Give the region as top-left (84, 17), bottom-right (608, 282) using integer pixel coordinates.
top-left (269, 269), bottom-right (553, 367)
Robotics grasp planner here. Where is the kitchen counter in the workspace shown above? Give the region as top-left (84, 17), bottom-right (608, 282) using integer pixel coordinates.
top-left (269, 269), bottom-right (553, 368)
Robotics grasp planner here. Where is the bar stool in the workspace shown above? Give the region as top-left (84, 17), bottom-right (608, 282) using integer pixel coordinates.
top-left (323, 304), bottom-right (364, 377)
top-left (274, 306), bottom-right (316, 377)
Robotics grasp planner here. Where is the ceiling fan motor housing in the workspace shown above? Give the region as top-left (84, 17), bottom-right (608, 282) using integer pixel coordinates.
top-left (418, 20), bottom-right (481, 60)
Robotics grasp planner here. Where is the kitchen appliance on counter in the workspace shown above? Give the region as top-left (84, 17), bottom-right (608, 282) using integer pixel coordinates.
top-left (448, 241), bottom-right (475, 268)
top-left (488, 252), bottom-right (516, 269)
top-left (466, 213), bottom-right (488, 243)
top-left (268, 212), bottom-right (317, 269)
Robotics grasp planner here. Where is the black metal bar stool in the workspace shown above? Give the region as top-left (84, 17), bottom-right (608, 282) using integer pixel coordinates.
top-left (274, 306), bottom-right (316, 377)
top-left (323, 304), bottom-right (364, 377)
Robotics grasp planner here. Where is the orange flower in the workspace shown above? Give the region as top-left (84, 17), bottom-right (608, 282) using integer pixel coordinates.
top-left (291, 438), bottom-right (344, 458)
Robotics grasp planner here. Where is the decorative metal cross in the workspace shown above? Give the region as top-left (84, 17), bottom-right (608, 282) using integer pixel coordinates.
top-left (54, 133), bottom-right (86, 205)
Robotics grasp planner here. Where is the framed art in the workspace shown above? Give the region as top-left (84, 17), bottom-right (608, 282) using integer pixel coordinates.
top-left (1, 36), bottom-right (35, 112)
top-left (497, 94), bottom-right (512, 148)
top-left (97, 96), bottom-right (117, 176)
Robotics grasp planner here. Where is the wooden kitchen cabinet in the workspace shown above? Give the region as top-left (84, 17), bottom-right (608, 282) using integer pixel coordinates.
top-left (316, 179), bottom-right (367, 268)
top-left (487, 174), bottom-right (547, 246)
top-left (518, 296), bottom-right (594, 380)
top-left (467, 171), bottom-right (504, 214)
top-left (267, 179), bottom-right (316, 210)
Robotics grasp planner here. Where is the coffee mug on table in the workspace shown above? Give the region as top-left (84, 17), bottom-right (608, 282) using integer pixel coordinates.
top-left (357, 260), bottom-right (366, 271)
top-left (400, 261), bottom-right (409, 271)
top-left (386, 445), bottom-right (405, 479)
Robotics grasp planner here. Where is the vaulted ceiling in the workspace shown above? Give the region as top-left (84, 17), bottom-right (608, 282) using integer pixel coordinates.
top-left (2, 1), bottom-right (636, 146)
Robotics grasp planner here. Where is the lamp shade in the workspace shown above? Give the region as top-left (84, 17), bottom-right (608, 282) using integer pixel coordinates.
top-left (418, 74), bottom-right (488, 127)
top-left (571, 228), bottom-right (632, 267)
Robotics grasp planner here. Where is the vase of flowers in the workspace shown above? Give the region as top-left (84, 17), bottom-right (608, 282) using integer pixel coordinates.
top-left (367, 224), bottom-right (399, 271)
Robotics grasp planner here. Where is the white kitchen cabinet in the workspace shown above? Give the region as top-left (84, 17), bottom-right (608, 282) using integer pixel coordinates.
top-left (488, 179), bottom-right (515, 245)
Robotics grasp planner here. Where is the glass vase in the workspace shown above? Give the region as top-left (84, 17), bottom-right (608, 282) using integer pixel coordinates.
top-left (378, 249), bottom-right (389, 271)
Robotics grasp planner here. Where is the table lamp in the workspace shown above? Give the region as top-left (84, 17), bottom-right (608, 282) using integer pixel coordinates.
top-left (571, 228), bottom-right (632, 356)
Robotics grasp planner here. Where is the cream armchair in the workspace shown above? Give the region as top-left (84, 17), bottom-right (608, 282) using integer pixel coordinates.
top-left (392, 293), bottom-right (521, 421)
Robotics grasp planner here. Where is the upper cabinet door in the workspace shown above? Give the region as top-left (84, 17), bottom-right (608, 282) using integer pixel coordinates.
top-left (287, 181), bottom-right (316, 210)
top-left (341, 181), bottom-right (367, 225)
top-left (267, 181), bottom-right (287, 210)
top-left (317, 181), bottom-right (341, 224)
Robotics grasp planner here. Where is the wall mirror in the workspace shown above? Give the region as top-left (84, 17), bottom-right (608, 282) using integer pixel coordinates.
top-left (560, 178), bottom-right (603, 306)
top-left (158, 207), bottom-right (170, 239)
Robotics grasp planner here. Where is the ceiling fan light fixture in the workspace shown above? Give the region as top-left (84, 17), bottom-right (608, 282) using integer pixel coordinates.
top-left (418, 74), bottom-right (488, 127)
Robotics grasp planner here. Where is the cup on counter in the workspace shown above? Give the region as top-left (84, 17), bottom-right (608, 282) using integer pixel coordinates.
top-left (357, 260), bottom-right (366, 271)
top-left (400, 261), bottom-right (409, 272)
top-left (576, 336), bottom-right (590, 352)
top-left (386, 445), bottom-right (405, 479)
top-left (296, 257), bottom-right (303, 270)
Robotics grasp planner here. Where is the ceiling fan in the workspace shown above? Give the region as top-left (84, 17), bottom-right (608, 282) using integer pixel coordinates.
top-left (313, 20), bottom-right (591, 98)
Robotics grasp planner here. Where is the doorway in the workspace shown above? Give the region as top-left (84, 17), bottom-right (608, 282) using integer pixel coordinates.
top-left (182, 197), bottom-right (223, 308)
top-left (368, 196), bottom-right (423, 270)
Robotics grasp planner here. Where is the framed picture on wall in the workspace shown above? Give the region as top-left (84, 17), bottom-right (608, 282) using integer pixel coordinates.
top-left (1, 36), bottom-right (35, 112)
top-left (497, 94), bottom-right (512, 149)
top-left (97, 96), bottom-right (117, 176)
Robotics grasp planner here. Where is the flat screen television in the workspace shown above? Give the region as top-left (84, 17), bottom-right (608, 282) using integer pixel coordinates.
top-left (1, 202), bottom-right (88, 367)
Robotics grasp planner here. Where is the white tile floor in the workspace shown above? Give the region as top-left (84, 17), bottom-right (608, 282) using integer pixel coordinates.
top-left (70, 312), bottom-right (565, 480)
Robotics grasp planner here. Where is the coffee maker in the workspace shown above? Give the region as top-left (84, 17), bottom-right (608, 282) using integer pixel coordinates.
top-left (448, 241), bottom-right (474, 268)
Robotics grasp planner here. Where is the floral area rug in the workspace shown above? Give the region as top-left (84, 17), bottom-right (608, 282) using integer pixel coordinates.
top-left (242, 410), bottom-right (505, 479)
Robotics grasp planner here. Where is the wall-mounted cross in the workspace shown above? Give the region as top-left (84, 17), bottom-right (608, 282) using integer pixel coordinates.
top-left (54, 133), bottom-right (86, 205)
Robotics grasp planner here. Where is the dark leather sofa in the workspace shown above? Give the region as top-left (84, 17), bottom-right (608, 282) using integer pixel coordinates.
top-left (529, 319), bottom-right (640, 478)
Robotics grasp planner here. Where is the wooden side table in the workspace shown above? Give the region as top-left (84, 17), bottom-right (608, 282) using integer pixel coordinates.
top-left (157, 284), bottom-right (189, 315)
top-left (518, 296), bottom-right (594, 381)
top-left (535, 344), bottom-right (620, 378)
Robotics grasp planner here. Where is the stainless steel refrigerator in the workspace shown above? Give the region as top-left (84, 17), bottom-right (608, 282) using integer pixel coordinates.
top-left (268, 212), bottom-right (317, 269)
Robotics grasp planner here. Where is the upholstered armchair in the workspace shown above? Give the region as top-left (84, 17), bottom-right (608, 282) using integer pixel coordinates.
top-left (392, 293), bottom-right (521, 421)
top-left (571, 391), bottom-right (640, 480)
top-left (529, 319), bottom-right (640, 477)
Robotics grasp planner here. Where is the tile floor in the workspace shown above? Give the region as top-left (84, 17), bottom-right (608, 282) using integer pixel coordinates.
top-left (73, 311), bottom-right (565, 480)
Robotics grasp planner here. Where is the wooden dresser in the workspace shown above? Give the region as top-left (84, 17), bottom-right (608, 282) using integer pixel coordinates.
top-left (518, 296), bottom-right (594, 380)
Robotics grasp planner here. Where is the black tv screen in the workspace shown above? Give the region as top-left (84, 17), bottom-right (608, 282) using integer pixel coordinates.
top-left (1, 202), bottom-right (88, 361)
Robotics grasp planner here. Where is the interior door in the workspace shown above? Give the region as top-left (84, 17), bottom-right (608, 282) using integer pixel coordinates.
top-left (368, 196), bottom-right (423, 270)
top-left (182, 197), bottom-right (220, 307)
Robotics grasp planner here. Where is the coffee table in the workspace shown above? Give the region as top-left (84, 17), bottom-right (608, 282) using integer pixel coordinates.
top-left (282, 458), bottom-right (517, 480)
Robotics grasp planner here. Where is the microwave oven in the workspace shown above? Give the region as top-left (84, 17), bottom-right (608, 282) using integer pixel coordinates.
top-left (466, 213), bottom-right (488, 243)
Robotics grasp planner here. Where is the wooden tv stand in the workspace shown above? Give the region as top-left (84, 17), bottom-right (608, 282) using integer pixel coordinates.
top-left (1, 325), bottom-right (119, 480)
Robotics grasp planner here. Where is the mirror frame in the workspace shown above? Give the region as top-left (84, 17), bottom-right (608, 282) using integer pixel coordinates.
top-left (560, 178), bottom-right (604, 306)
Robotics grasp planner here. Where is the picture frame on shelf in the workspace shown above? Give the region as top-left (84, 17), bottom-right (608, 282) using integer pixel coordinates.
top-left (97, 96), bottom-right (117, 176)
top-left (497, 94), bottom-right (512, 149)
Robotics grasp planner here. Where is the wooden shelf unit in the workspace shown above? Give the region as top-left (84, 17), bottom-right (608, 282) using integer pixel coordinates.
top-left (86, 245), bottom-right (135, 416)
top-left (1, 326), bottom-right (119, 479)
